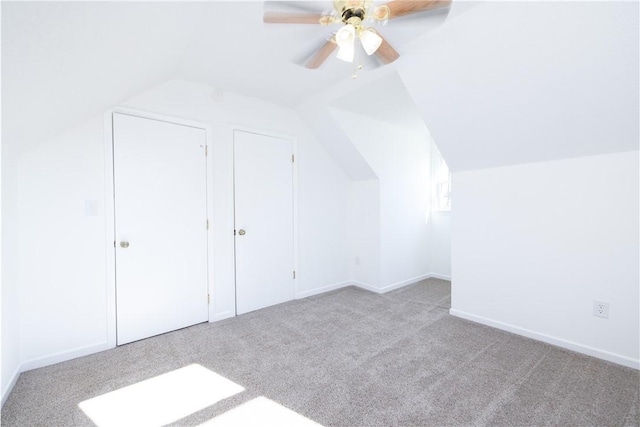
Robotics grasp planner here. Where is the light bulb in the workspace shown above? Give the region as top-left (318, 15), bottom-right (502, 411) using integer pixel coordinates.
top-left (360, 28), bottom-right (382, 55)
top-left (336, 24), bottom-right (356, 62)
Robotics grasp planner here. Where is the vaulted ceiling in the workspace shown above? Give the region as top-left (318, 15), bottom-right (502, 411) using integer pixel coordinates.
top-left (2, 1), bottom-right (638, 171)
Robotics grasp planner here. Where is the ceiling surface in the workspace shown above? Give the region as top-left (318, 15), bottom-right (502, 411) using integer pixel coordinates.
top-left (2, 1), bottom-right (638, 171)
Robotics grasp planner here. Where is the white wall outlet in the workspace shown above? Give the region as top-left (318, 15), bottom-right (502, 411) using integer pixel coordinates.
top-left (593, 301), bottom-right (609, 319)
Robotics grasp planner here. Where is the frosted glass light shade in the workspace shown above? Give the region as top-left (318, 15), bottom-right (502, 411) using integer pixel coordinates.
top-left (336, 24), bottom-right (356, 62)
top-left (360, 28), bottom-right (382, 55)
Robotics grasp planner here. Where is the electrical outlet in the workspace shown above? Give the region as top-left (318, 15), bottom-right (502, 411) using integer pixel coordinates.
top-left (593, 301), bottom-right (609, 319)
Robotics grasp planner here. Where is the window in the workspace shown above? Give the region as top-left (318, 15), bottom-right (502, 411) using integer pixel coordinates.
top-left (432, 144), bottom-right (451, 211)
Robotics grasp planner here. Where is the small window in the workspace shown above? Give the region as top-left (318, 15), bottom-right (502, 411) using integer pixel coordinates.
top-left (432, 145), bottom-right (451, 211)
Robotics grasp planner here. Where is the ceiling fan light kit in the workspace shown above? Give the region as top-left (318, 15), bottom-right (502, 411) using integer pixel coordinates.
top-left (264, 0), bottom-right (452, 71)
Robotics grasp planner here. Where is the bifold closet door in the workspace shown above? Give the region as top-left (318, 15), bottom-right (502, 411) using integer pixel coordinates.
top-left (233, 130), bottom-right (294, 315)
top-left (113, 113), bottom-right (209, 345)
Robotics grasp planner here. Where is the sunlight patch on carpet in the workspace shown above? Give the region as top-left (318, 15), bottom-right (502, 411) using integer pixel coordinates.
top-left (79, 364), bottom-right (244, 426)
top-left (197, 396), bottom-right (323, 426)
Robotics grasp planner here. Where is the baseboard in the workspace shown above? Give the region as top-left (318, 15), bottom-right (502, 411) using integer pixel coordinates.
top-left (353, 273), bottom-right (438, 295)
top-left (428, 272), bottom-right (451, 281)
top-left (211, 310), bottom-right (235, 322)
top-left (19, 341), bottom-right (112, 373)
top-left (379, 273), bottom-right (433, 293)
top-left (296, 281), bottom-right (352, 299)
top-left (1, 365), bottom-right (21, 407)
top-left (450, 309), bottom-right (639, 370)
top-left (351, 281), bottom-right (381, 293)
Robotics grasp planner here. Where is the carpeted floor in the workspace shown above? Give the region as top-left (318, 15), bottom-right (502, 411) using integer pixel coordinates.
top-left (2, 279), bottom-right (639, 426)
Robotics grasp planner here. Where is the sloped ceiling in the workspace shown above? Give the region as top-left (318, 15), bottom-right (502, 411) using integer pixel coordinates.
top-left (398, 1), bottom-right (639, 171)
top-left (2, 1), bottom-right (638, 172)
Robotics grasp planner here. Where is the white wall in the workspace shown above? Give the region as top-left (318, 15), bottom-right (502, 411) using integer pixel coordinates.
top-left (332, 108), bottom-right (432, 291)
top-left (4, 79), bottom-right (351, 385)
top-left (451, 151), bottom-right (639, 368)
top-left (1, 146), bottom-right (22, 405)
top-left (349, 179), bottom-right (381, 287)
top-left (15, 117), bottom-right (109, 368)
top-left (429, 212), bottom-right (451, 279)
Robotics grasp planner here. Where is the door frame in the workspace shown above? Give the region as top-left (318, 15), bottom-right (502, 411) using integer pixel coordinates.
top-left (104, 107), bottom-right (214, 348)
top-left (230, 125), bottom-right (299, 314)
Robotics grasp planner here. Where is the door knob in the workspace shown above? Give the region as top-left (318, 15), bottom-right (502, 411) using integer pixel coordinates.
top-left (120, 241), bottom-right (130, 248)
top-left (238, 229), bottom-right (246, 236)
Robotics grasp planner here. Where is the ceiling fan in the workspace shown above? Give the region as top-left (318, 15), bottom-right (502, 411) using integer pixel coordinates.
top-left (264, 0), bottom-right (452, 70)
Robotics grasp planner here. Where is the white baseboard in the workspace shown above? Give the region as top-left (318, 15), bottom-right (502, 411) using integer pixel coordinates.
top-left (428, 272), bottom-right (451, 281)
top-left (352, 281), bottom-right (380, 293)
top-left (450, 309), bottom-right (639, 370)
top-left (1, 365), bottom-right (21, 407)
top-left (211, 310), bottom-right (235, 322)
top-left (296, 281), bottom-right (352, 299)
top-left (20, 341), bottom-right (112, 373)
top-left (379, 273), bottom-right (433, 293)
top-left (353, 273), bottom-right (446, 295)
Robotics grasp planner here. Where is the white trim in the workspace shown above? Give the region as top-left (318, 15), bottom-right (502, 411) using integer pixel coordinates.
top-left (378, 273), bottom-right (433, 293)
top-left (1, 366), bottom-right (21, 407)
top-left (450, 309), bottom-right (640, 370)
top-left (103, 112), bottom-right (117, 349)
top-left (20, 341), bottom-right (112, 373)
top-left (352, 273), bottom-right (445, 294)
top-left (204, 123), bottom-right (216, 323)
top-left (111, 106), bottom-right (216, 131)
top-left (211, 310), bottom-right (235, 322)
top-left (295, 281), bottom-right (352, 299)
top-left (428, 272), bottom-right (451, 281)
top-left (352, 281), bottom-right (381, 294)
top-left (104, 108), bottom-right (215, 344)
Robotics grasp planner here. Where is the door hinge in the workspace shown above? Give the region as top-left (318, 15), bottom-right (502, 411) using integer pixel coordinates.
top-left (293, 271), bottom-right (296, 279)
top-left (208, 294), bottom-right (210, 304)
top-left (206, 219), bottom-right (209, 230)
top-left (113, 241), bottom-right (116, 248)
top-left (292, 154), bottom-right (295, 163)
top-left (205, 146), bottom-right (208, 156)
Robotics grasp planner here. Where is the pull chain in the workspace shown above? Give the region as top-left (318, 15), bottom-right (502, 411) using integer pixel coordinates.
top-left (352, 44), bottom-right (363, 79)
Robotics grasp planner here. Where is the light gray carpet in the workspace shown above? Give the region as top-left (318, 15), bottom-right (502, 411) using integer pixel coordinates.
top-left (2, 279), bottom-right (639, 426)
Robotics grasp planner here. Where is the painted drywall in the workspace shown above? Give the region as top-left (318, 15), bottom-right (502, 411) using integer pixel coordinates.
top-left (332, 108), bottom-right (431, 290)
top-left (15, 116), bottom-right (110, 367)
top-left (429, 211), bottom-right (451, 279)
top-left (400, 1), bottom-right (639, 172)
top-left (451, 151), bottom-right (640, 368)
top-left (1, 148), bottom-right (22, 405)
top-left (349, 179), bottom-right (381, 288)
top-left (5, 79), bottom-right (351, 378)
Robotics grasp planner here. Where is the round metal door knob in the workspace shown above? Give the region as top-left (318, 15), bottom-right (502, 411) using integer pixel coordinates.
top-left (238, 229), bottom-right (246, 236)
top-left (120, 241), bottom-right (130, 248)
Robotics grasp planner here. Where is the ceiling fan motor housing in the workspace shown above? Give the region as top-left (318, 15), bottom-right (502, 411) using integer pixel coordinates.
top-left (341, 7), bottom-right (366, 24)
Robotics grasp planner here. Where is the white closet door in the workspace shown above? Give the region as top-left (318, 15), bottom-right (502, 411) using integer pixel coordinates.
top-left (113, 113), bottom-right (209, 345)
top-left (234, 130), bottom-right (294, 315)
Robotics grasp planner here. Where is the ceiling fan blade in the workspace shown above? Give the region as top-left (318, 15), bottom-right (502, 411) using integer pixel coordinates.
top-left (374, 32), bottom-right (400, 64)
top-left (305, 38), bottom-right (338, 69)
top-left (263, 11), bottom-right (325, 24)
top-left (381, 0), bottom-right (452, 20)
